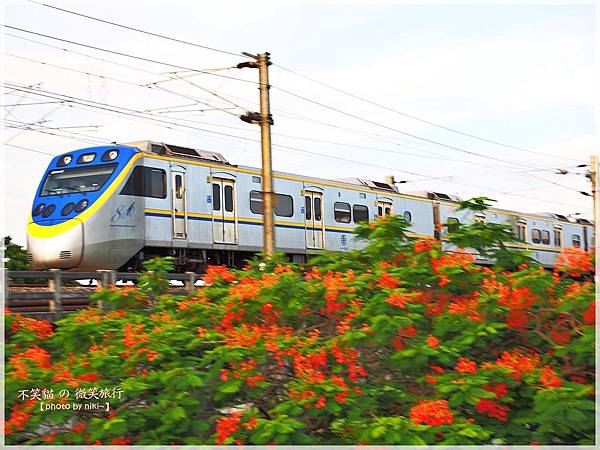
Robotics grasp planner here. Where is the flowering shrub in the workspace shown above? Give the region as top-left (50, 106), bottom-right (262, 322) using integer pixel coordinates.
top-left (5, 208), bottom-right (595, 445)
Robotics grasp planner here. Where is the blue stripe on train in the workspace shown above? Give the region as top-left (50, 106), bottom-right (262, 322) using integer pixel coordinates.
top-left (144, 212), bottom-right (352, 233)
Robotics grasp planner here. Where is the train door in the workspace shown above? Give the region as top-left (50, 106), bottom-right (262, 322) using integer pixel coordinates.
top-left (305, 191), bottom-right (324, 249)
top-left (212, 178), bottom-right (237, 244)
top-left (376, 199), bottom-right (393, 218)
top-left (171, 169), bottom-right (187, 239)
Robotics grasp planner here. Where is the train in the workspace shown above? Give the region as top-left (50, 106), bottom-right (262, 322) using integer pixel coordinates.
top-left (27, 140), bottom-right (594, 272)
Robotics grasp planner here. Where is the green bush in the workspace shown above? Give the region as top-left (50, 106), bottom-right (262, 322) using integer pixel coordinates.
top-left (5, 209), bottom-right (594, 445)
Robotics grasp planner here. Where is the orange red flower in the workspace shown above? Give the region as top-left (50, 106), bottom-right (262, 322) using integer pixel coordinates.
top-left (454, 357), bottom-right (477, 374)
top-left (410, 399), bottom-right (454, 426)
top-left (539, 365), bottom-right (562, 389)
top-left (475, 398), bottom-right (509, 421)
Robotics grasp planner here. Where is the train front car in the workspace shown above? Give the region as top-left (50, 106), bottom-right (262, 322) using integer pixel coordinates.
top-left (27, 145), bottom-right (144, 271)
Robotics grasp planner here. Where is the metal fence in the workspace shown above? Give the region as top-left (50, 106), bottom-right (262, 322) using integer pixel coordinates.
top-left (4, 269), bottom-right (202, 321)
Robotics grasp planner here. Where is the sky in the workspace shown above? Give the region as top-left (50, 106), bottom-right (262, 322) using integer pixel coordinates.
top-left (2, 0), bottom-right (598, 245)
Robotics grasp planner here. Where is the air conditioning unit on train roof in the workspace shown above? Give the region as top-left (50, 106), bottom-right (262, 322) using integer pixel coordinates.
top-left (407, 190), bottom-right (462, 202)
top-left (576, 218), bottom-right (593, 225)
top-left (335, 177), bottom-right (399, 193)
top-left (124, 140), bottom-right (230, 165)
top-left (535, 212), bottom-right (570, 222)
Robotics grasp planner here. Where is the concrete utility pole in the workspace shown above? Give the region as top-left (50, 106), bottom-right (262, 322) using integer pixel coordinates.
top-left (590, 155), bottom-right (598, 233)
top-left (238, 52), bottom-right (275, 256)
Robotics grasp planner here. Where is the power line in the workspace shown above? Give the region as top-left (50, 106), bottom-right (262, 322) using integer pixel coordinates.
top-left (6, 32), bottom-right (172, 77)
top-left (7, 32), bottom-right (508, 160)
top-left (146, 72), bottom-right (247, 114)
top-left (0, 83), bottom-right (466, 183)
top-left (4, 143), bottom-right (57, 156)
top-left (25, 0), bottom-right (580, 166)
top-left (273, 64), bottom-right (586, 164)
top-left (3, 54), bottom-right (531, 174)
top-left (27, 0), bottom-right (247, 59)
top-left (5, 51), bottom-right (591, 191)
top-left (4, 25), bottom-right (257, 85)
top-left (6, 34), bottom-right (255, 115)
top-left (5, 53), bottom-right (246, 119)
top-left (272, 84), bottom-right (553, 172)
top-left (6, 83), bottom-right (590, 205)
top-left (1, 100), bottom-right (65, 107)
top-left (4, 118), bottom-right (109, 144)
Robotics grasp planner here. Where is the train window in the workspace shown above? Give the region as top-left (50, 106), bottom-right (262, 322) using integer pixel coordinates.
top-left (447, 217), bottom-right (460, 233)
top-left (377, 206), bottom-right (382, 216)
top-left (275, 194), bottom-right (293, 217)
top-left (473, 214), bottom-right (486, 223)
top-left (148, 169), bottom-right (166, 198)
top-left (314, 197), bottom-right (322, 221)
top-left (249, 190), bottom-right (262, 214)
top-left (541, 230), bottom-right (550, 245)
top-left (353, 204), bottom-right (369, 223)
top-left (385, 207), bottom-right (392, 216)
top-left (175, 175), bottom-right (183, 199)
top-left (120, 166), bottom-right (166, 199)
top-left (572, 234), bottom-right (581, 247)
top-left (532, 229), bottom-right (541, 244)
top-left (42, 164), bottom-right (116, 196)
top-left (224, 185), bottom-right (234, 212)
top-left (359, 193), bottom-right (366, 199)
top-left (403, 210), bottom-right (412, 223)
top-left (554, 229), bottom-right (562, 247)
top-left (334, 202), bottom-right (351, 223)
top-left (249, 191), bottom-right (293, 217)
top-left (252, 176), bottom-right (261, 183)
top-left (212, 183), bottom-right (221, 211)
top-left (513, 223), bottom-right (526, 241)
top-left (305, 196), bottom-right (312, 220)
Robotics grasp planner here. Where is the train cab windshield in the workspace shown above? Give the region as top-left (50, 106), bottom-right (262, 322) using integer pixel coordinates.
top-left (40, 163), bottom-right (117, 196)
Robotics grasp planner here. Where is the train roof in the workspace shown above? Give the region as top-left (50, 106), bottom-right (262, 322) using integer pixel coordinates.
top-left (125, 140), bottom-right (230, 165)
top-left (118, 140), bottom-right (592, 226)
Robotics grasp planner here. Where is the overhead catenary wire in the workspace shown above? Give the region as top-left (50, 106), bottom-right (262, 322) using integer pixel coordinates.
top-left (4, 142), bottom-right (57, 157)
top-left (5, 82), bottom-right (591, 204)
top-left (1, 83), bottom-right (487, 184)
top-left (5, 26), bottom-right (563, 173)
top-left (5, 53), bottom-right (247, 119)
top-left (4, 25), bottom-right (257, 85)
top-left (4, 83), bottom-right (590, 211)
top-left (24, 0), bottom-right (582, 166)
top-left (26, 0), bottom-right (248, 59)
top-left (7, 44), bottom-right (591, 193)
top-left (272, 85), bottom-right (554, 172)
top-left (273, 64), bottom-right (585, 164)
top-left (6, 52), bottom-right (568, 176)
top-left (6, 32), bottom-right (537, 162)
top-left (4, 118), bottom-right (110, 144)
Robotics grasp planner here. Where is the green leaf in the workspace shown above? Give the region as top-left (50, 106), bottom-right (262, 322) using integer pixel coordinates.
top-left (566, 409), bottom-right (588, 422)
top-left (371, 425), bottom-right (387, 438)
top-left (218, 380), bottom-right (242, 393)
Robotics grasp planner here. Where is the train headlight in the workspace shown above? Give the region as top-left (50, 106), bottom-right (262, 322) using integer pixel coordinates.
top-left (57, 155), bottom-right (73, 167)
top-left (74, 199), bottom-right (88, 212)
top-left (41, 204), bottom-right (56, 218)
top-left (61, 202), bottom-right (75, 216)
top-left (102, 149), bottom-right (119, 161)
top-left (77, 153), bottom-right (96, 164)
top-left (33, 203), bottom-right (46, 216)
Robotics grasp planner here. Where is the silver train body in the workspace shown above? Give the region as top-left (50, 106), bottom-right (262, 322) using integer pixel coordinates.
top-left (28, 141), bottom-right (594, 271)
